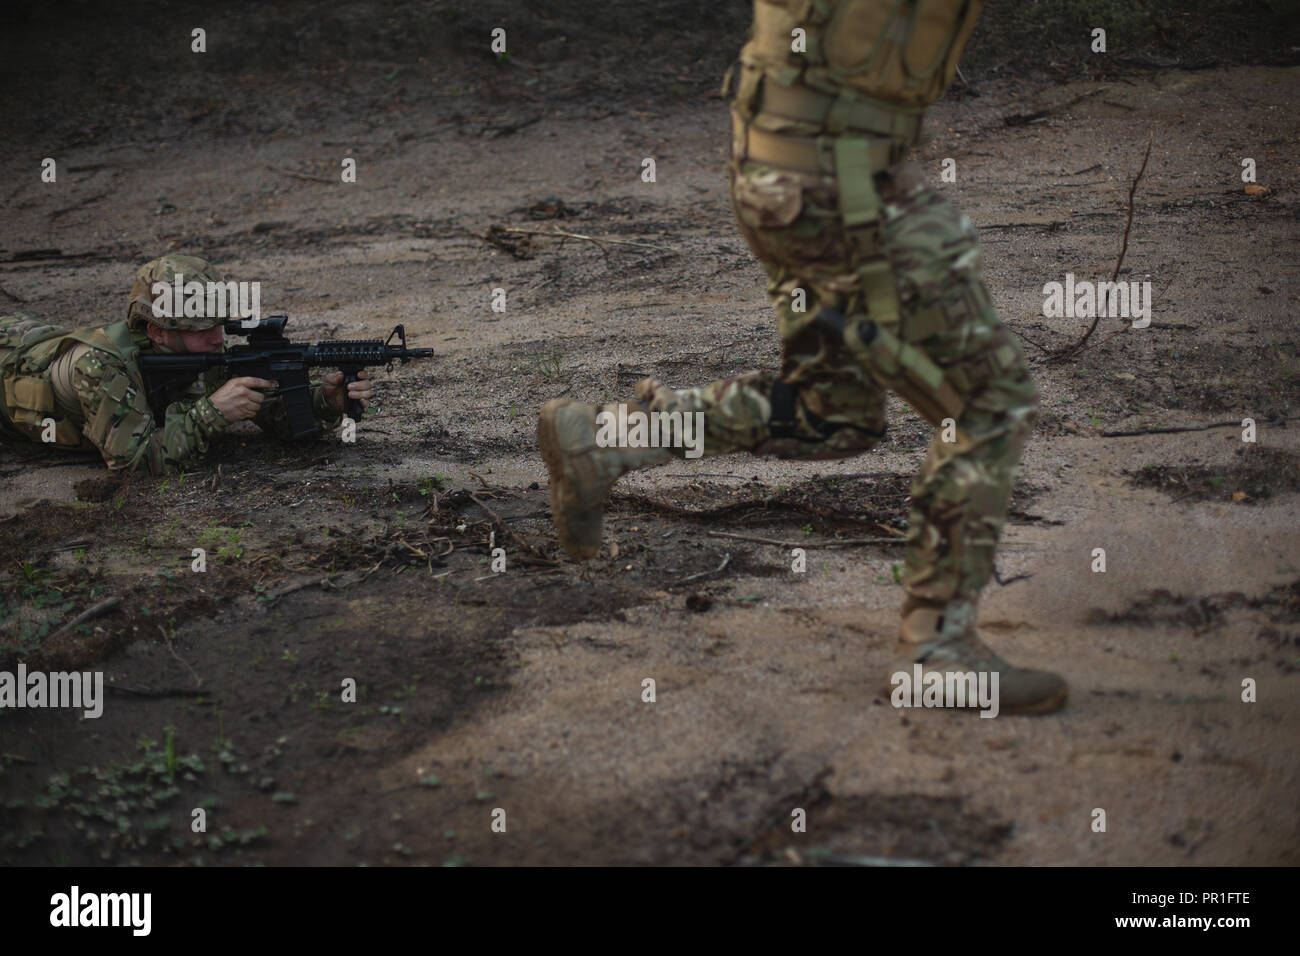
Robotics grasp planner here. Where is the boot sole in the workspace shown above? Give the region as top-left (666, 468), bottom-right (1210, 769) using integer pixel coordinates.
top-left (537, 400), bottom-right (601, 561)
top-left (876, 677), bottom-right (1068, 715)
top-left (1004, 684), bottom-right (1068, 715)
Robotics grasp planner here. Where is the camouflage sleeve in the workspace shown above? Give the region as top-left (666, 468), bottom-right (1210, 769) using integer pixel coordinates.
top-left (311, 381), bottom-right (345, 431)
top-left (72, 350), bottom-right (230, 475)
top-left (249, 378), bottom-right (343, 438)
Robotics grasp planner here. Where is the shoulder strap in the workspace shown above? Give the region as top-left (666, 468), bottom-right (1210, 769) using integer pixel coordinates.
top-left (63, 321), bottom-right (144, 388)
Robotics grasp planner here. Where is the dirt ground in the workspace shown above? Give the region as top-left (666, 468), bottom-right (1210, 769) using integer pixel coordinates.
top-left (1, 2), bottom-right (1298, 866)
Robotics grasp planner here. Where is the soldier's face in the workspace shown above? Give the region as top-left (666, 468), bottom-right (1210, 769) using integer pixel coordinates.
top-left (147, 325), bottom-right (225, 353)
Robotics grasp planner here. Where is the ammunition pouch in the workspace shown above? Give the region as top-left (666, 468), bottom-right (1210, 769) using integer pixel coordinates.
top-left (0, 378), bottom-right (84, 447)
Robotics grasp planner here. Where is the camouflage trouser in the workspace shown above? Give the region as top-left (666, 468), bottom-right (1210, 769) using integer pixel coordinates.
top-left (638, 152), bottom-right (1039, 609)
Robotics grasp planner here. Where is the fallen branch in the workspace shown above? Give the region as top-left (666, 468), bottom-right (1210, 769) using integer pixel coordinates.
top-left (679, 552), bottom-right (731, 584)
top-left (267, 575), bottom-right (332, 600)
top-left (1055, 134), bottom-right (1153, 361)
top-left (1, 249), bottom-right (120, 268)
top-left (50, 193), bottom-right (108, 219)
top-left (466, 490), bottom-right (552, 562)
top-left (105, 685), bottom-right (207, 699)
top-left (66, 162), bottom-right (121, 173)
top-left (1004, 87), bottom-right (1107, 127)
top-left (486, 113), bottom-right (544, 138)
top-left (992, 567), bottom-right (1032, 587)
top-left (48, 596), bottom-right (121, 640)
top-left (706, 530), bottom-right (904, 549)
top-left (48, 539), bottom-right (91, 554)
top-left (613, 490), bottom-right (886, 528)
top-left (267, 165), bottom-right (334, 184)
top-left (1099, 415), bottom-right (1300, 438)
top-left (483, 225), bottom-right (534, 260)
top-left (978, 220), bottom-right (1069, 231)
top-left (814, 472), bottom-right (909, 482)
top-left (499, 226), bottom-right (681, 255)
top-left (1016, 329), bottom-right (1055, 355)
top-left (3, 248), bottom-right (62, 262)
top-left (159, 625), bottom-right (202, 689)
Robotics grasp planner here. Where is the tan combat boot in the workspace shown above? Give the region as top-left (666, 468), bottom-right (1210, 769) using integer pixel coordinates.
top-left (537, 399), bottom-right (672, 560)
top-left (888, 595), bottom-right (1068, 715)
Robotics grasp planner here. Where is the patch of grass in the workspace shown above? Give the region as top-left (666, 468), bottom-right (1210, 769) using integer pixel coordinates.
top-left (418, 475), bottom-right (447, 496)
top-left (196, 523), bottom-right (243, 563)
top-left (532, 350), bottom-right (563, 380)
top-left (3, 730), bottom-right (212, 861)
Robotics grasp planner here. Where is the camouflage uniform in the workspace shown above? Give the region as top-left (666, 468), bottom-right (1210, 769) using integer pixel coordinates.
top-left (539, 0), bottom-right (1065, 712)
top-left (640, 0), bottom-right (1036, 613)
top-left (0, 256), bottom-right (340, 475)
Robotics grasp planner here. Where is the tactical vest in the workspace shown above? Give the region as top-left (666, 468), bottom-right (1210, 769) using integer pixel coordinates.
top-left (731, 0), bottom-right (982, 169)
top-left (736, 0), bottom-right (982, 124)
top-left (0, 318), bottom-right (142, 448)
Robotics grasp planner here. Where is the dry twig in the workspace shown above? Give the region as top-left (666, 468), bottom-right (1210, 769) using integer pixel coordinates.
top-left (679, 552), bottom-right (732, 584)
top-left (707, 531), bottom-right (904, 549)
top-left (267, 165), bottom-right (334, 184)
top-left (1055, 134), bottom-right (1153, 360)
top-left (159, 625), bottom-right (203, 688)
top-left (1004, 87), bottom-right (1107, 127)
top-left (499, 226), bottom-right (680, 255)
top-left (48, 596), bottom-right (121, 640)
top-left (466, 491), bottom-right (552, 562)
top-left (1099, 415), bottom-right (1300, 438)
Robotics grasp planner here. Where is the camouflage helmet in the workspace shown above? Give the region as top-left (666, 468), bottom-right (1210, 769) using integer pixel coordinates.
top-left (127, 255), bottom-right (229, 331)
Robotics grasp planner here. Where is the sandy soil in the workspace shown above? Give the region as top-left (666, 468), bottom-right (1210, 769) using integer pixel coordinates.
top-left (1, 4), bottom-right (1298, 866)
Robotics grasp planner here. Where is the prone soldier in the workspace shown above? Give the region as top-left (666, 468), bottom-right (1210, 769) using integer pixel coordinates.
top-left (0, 254), bottom-right (372, 475)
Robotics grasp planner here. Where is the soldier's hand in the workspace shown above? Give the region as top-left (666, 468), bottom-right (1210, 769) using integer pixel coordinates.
top-left (322, 369), bottom-right (373, 415)
top-left (210, 376), bottom-right (276, 423)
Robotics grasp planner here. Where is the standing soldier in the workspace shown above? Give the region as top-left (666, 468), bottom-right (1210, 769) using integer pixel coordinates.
top-left (0, 254), bottom-right (371, 474)
top-left (538, 0), bottom-right (1067, 714)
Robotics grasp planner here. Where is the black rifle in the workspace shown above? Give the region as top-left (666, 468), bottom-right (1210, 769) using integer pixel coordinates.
top-left (138, 315), bottom-right (435, 439)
